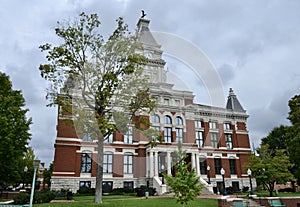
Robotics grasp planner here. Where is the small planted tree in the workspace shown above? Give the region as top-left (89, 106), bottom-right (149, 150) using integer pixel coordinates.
top-left (164, 144), bottom-right (204, 207)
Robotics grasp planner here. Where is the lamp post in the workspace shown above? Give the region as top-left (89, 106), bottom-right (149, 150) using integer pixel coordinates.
top-left (207, 165), bottom-right (211, 184)
top-left (247, 168), bottom-right (254, 195)
top-left (161, 164), bottom-right (165, 184)
top-left (29, 159), bottom-right (40, 207)
top-left (23, 166), bottom-right (28, 189)
top-left (220, 168), bottom-right (227, 196)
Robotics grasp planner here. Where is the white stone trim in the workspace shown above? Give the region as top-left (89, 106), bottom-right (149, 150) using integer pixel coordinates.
top-left (56, 137), bottom-right (81, 142)
top-left (52, 171), bottom-right (75, 175)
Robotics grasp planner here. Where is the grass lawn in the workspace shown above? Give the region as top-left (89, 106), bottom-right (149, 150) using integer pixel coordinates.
top-left (34, 196), bottom-right (217, 207)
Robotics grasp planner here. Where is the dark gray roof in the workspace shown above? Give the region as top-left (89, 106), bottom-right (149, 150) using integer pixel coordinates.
top-left (226, 88), bottom-right (245, 112)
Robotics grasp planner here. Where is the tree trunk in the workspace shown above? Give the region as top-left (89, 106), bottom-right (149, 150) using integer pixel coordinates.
top-left (269, 183), bottom-right (274, 197)
top-left (94, 135), bottom-right (104, 203)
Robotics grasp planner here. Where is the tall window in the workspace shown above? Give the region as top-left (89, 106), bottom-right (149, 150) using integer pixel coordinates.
top-left (214, 158), bottom-right (222, 175)
top-left (224, 123), bottom-right (231, 130)
top-left (196, 131), bottom-right (204, 148)
top-left (175, 116), bottom-right (183, 125)
top-left (199, 157), bottom-right (207, 174)
top-left (104, 133), bottom-right (113, 143)
top-left (81, 153), bottom-right (92, 173)
top-left (165, 115), bottom-right (172, 124)
top-left (229, 159), bottom-right (236, 175)
top-left (124, 126), bottom-right (133, 144)
top-left (175, 116), bottom-right (183, 143)
top-left (124, 154), bottom-right (133, 174)
top-left (210, 132), bottom-right (219, 148)
top-left (164, 127), bottom-right (172, 143)
top-left (225, 134), bottom-right (233, 149)
top-left (151, 115), bottom-right (160, 123)
top-left (103, 154), bottom-right (113, 174)
top-left (195, 120), bottom-right (202, 128)
top-left (209, 121), bottom-right (218, 129)
top-left (176, 128), bottom-right (183, 143)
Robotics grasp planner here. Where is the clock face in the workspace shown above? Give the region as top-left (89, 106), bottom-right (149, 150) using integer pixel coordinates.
top-left (146, 52), bottom-right (153, 58)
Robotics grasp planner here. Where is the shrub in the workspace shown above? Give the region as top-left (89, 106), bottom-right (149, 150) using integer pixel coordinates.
top-left (135, 186), bottom-right (156, 197)
top-left (13, 192), bottom-right (30, 204)
top-left (34, 189), bottom-right (56, 203)
top-left (77, 187), bottom-right (95, 195)
top-left (242, 186), bottom-right (249, 193)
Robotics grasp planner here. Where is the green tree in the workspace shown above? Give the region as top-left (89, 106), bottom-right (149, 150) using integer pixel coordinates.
top-left (287, 95), bottom-right (300, 185)
top-left (43, 162), bottom-right (53, 188)
top-left (163, 144), bottom-right (204, 207)
top-left (245, 144), bottom-right (295, 196)
top-left (0, 72), bottom-right (32, 186)
top-left (288, 95), bottom-right (300, 126)
top-left (39, 12), bottom-right (156, 204)
top-left (261, 125), bottom-right (291, 156)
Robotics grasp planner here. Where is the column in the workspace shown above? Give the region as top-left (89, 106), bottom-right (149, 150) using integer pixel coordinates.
top-left (149, 151), bottom-right (154, 177)
top-left (167, 152), bottom-right (172, 175)
top-left (196, 154), bottom-right (200, 176)
top-left (154, 151), bottom-right (158, 177)
top-left (191, 153), bottom-right (196, 169)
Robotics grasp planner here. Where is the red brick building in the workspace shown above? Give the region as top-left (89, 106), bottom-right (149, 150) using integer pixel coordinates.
top-left (50, 16), bottom-right (255, 195)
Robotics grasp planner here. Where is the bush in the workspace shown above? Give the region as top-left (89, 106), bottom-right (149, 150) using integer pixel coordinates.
top-left (135, 186), bottom-right (156, 197)
top-left (13, 192), bottom-right (30, 204)
top-left (110, 187), bottom-right (134, 195)
top-left (34, 189), bottom-right (56, 204)
top-left (242, 186), bottom-right (249, 193)
top-left (77, 187), bottom-right (95, 195)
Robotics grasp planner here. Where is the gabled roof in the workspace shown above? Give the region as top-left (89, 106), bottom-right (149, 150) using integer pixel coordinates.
top-left (226, 88), bottom-right (245, 112)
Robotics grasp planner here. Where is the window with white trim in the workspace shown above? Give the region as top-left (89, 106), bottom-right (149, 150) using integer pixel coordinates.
top-left (81, 153), bottom-right (92, 173)
top-left (195, 120), bottom-right (202, 128)
top-left (151, 115), bottom-right (160, 123)
top-left (224, 123), bottom-right (231, 130)
top-left (164, 127), bottom-right (172, 143)
top-left (225, 134), bottom-right (233, 149)
top-left (103, 154), bottom-right (113, 174)
top-left (124, 126), bottom-right (133, 144)
top-left (124, 154), bottom-right (133, 174)
top-left (196, 131), bottom-right (204, 148)
top-left (209, 121), bottom-right (218, 129)
top-left (176, 128), bottom-right (183, 143)
top-left (210, 132), bottom-right (219, 148)
top-left (175, 116), bottom-right (183, 125)
top-left (165, 115), bottom-right (172, 124)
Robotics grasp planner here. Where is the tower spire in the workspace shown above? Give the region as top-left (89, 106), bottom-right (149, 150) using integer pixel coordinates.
top-left (226, 88), bottom-right (245, 112)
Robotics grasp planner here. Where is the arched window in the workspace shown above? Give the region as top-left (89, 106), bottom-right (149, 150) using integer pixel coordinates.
top-left (175, 116), bottom-right (183, 125)
top-left (164, 115), bottom-right (172, 124)
top-left (151, 114), bottom-right (160, 123)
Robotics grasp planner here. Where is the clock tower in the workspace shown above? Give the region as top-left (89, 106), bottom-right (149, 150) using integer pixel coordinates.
top-left (136, 17), bottom-right (167, 84)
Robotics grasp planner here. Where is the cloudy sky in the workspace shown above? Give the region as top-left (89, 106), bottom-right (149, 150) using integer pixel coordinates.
top-left (1, 0), bottom-right (299, 167)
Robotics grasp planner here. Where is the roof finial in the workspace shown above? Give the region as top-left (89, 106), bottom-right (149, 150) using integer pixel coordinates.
top-left (141, 10), bottom-right (146, 18)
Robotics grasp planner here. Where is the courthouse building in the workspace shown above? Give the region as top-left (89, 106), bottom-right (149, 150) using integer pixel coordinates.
top-left (50, 16), bottom-right (254, 194)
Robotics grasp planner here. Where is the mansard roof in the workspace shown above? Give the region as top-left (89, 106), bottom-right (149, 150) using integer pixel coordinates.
top-left (226, 88), bottom-right (245, 112)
